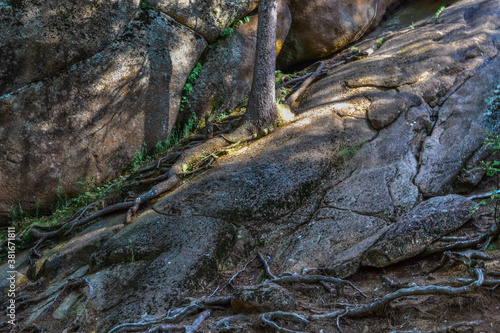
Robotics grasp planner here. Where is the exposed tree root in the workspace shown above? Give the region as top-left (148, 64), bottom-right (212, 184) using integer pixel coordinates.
top-left (467, 190), bottom-right (500, 201)
top-left (258, 252), bottom-right (278, 280)
top-left (428, 250), bottom-right (494, 273)
top-left (310, 269), bottom-right (484, 320)
top-left (255, 269), bottom-right (484, 332)
top-left (267, 275), bottom-right (367, 298)
top-left (261, 311), bottom-right (309, 333)
top-left (125, 122), bottom-right (259, 224)
top-left (285, 63), bottom-right (325, 107)
top-left (426, 217), bottom-right (500, 253)
top-left (30, 201), bottom-right (135, 247)
top-left (107, 297), bottom-right (230, 333)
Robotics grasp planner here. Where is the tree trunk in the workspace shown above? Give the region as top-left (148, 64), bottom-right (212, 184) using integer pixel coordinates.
top-left (244, 0), bottom-right (278, 130)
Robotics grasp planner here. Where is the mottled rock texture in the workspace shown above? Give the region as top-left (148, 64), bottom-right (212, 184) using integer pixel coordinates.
top-left (0, 0), bottom-right (140, 95)
top-left (144, 0), bottom-right (258, 43)
top-left (0, 10), bottom-right (206, 222)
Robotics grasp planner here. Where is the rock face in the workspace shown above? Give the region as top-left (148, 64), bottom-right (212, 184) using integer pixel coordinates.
top-left (145, 0), bottom-right (258, 43)
top-left (277, 0), bottom-right (387, 68)
top-left (0, 10), bottom-right (206, 222)
top-left (180, 0), bottom-right (291, 125)
top-left (4, 0), bottom-right (500, 332)
top-left (0, 0), bottom-right (140, 95)
top-left (275, 0), bottom-right (500, 275)
top-left (362, 195), bottom-right (475, 267)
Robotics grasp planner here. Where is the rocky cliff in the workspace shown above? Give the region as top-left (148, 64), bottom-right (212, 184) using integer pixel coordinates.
top-left (1, 0), bottom-right (500, 332)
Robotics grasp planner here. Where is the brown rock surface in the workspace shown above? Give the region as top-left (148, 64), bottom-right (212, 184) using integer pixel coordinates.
top-left (0, 0), bottom-right (140, 95)
top-left (0, 10), bottom-right (207, 223)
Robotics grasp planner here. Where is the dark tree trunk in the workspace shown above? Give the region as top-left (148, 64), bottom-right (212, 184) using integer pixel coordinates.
top-left (244, 0), bottom-right (278, 129)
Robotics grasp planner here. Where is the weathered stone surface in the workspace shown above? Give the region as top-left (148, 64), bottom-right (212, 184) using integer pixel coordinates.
top-left (231, 283), bottom-right (296, 313)
top-left (181, 0), bottom-right (291, 125)
top-left (38, 215), bottom-right (124, 280)
top-left (362, 195), bottom-right (475, 267)
top-left (277, 0), bottom-right (387, 68)
top-left (11, 1), bottom-right (500, 331)
top-left (275, 0), bottom-right (500, 273)
top-left (88, 210), bottom-right (235, 332)
top-left (415, 55), bottom-right (500, 197)
top-left (0, 0), bottom-right (140, 95)
top-left (145, 0), bottom-right (258, 43)
top-left (0, 10), bottom-right (206, 223)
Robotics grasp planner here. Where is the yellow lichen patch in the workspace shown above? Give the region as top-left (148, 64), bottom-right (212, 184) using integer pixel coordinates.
top-left (276, 40), bottom-right (283, 55)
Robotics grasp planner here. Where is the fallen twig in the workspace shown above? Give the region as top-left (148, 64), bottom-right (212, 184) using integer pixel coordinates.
top-left (468, 190), bottom-right (500, 201)
top-left (225, 256), bottom-right (256, 289)
top-left (389, 320), bottom-right (483, 333)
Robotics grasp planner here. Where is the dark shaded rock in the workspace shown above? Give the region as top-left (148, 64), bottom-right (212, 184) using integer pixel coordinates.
top-left (231, 283), bottom-right (295, 313)
top-left (0, 10), bottom-right (206, 221)
top-left (361, 195), bottom-right (475, 267)
top-left (87, 210), bottom-right (235, 332)
top-left (145, 0), bottom-right (258, 43)
top-left (277, 0), bottom-right (387, 68)
top-left (0, 0), bottom-right (140, 95)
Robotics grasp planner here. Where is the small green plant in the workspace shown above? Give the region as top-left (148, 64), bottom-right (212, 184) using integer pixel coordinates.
top-left (140, 1), bottom-right (156, 10)
top-left (409, 22), bottom-right (415, 30)
top-left (350, 46), bottom-right (359, 51)
top-left (478, 132), bottom-right (500, 225)
top-left (377, 37), bottom-right (385, 48)
top-left (131, 142), bottom-right (148, 172)
top-left (338, 140), bottom-right (366, 161)
top-left (128, 239), bottom-right (135, 263)
top-left (180, 62), bottom-right (203, 112)
top-left (434, 6), bottom-right (446, 21)
top-left (220, 26), bottom-right (234, 38)
top-left (486, 243), bottom-right (497, 251)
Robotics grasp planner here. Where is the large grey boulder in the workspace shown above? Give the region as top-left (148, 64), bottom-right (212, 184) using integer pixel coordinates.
top-left (0, 0), bottom-right (140, 95)
top-left (277, 0), bottom-right (387, 68)
top-left (144, 0), bottom-right (258, 43)
top-left (0, 10), bottom-right (206, 223)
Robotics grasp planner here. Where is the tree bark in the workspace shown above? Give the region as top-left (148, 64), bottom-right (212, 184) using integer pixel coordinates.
top-left (244, 0), bottom-right (278, 129)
